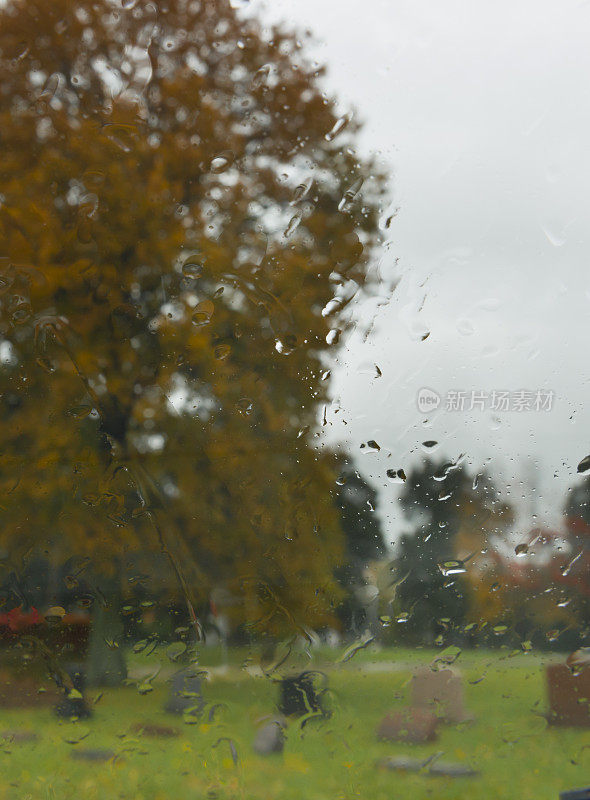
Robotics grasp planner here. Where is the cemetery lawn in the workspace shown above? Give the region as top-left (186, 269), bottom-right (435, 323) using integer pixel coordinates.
top-left (0, 648), bottom-right (587, 800)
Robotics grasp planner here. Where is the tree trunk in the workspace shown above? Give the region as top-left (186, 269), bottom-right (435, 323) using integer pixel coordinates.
top-left (86, 598), bottom-right (127, 687)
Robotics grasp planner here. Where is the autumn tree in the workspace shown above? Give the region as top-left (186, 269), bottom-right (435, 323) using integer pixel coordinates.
top-left (0, 0), bottom-right (386, 679)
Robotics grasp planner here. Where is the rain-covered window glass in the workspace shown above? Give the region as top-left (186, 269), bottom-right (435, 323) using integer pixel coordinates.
top-left (0, 0), bottom-right (588, 798)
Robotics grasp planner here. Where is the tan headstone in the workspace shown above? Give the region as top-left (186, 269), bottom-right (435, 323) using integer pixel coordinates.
top-left (411, 667), bottom-right (471, 723)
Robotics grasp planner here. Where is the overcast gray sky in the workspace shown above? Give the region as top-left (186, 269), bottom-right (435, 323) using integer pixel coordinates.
top-left (255, 0), bottom-right (590, 542)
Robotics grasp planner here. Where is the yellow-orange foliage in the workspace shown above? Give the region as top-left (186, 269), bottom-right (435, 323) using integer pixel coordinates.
top-left (0, 0), bottom-right (385, 632)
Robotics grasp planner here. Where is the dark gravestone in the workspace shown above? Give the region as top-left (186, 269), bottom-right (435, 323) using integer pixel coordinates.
top-left (561, 790), bottom-right (590, 800)
top-left (278, 672), bottom-right (327, 718)
top-left (55, 663), bottom-right (92, 719)
top-left (376, 708), bottom-right (438, 744)
top-left (547, 664), bottom-right (590, 727)
top-left (65, 663), bottom-right (86, 692)
top-left (411, 668), bottom-right (471, 723)
top-left (131, 722), bottom-right (180, 738)
top-left (164, 667), bottom-right (204, 716)
top-left (253, 719), bottom-right (285, 755)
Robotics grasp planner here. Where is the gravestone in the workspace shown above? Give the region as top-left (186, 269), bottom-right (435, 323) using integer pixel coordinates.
top-left (561, 789), bottom-right (590, 800)
top-left (277, 672), bottom-right (326, 717)
top-left (376, 755), bottom-right (479, 777)
top-left (411, 667), bottom-right (470, 723)
top-left (376, 708), bottom-right (438, 743)
top-left (131, 722), bottom-right (180, 738)
top-left (164, 667), bottom-right (204, 716)
top-left (1, 730), bottom-right (38, 744)
top-left (546, 663), bottom-right (590, 727)
top-left (253, 719), bottom-right (285, 755)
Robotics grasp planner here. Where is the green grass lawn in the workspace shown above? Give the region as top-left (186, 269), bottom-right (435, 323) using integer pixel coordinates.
top-left (0, 647), bottom-right (588, 800)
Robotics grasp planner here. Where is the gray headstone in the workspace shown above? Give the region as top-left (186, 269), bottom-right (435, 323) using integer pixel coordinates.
top-left (428, 761), bottom-right (479, 778)
top-left (377, 755), bottom-right (479, 778)
top-left (376, 755), bottom-right (424, 772)
top-left (164, 667), bottom-right (204, 716)
top-left (253, 719), bottom-right (285, 755)
top-left (411, 667), bottom-right (471, 723)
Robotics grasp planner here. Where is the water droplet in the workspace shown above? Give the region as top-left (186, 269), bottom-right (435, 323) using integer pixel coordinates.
top-left (326, 328), bottom-right (340, 345)
top-left (236, 397), bottom-right (253, 415)
top-left (40, 73), bottom-right (59, 101)
top-left (67, 405), bottom-right (93, 420)
top-left (566, 648), bottom-right (590, 675)
top-left (62, 726), bottom-right (90, 744)
top-left (275, 334), bottom-right (298, 355)
top-left (433, 455), bottom-right (464, 481)
top-left (290, 178), bottom-right (313, 205)
top-left (11, 303), bottom-right (32, 325)
top-left (166, 642), bottom-right (187, 662)
top-left (214, 343), bottom-right (231, 360)
top-left (12, 41), bottom-right (30, 64)
top-left (338, 635), bottom-right (375, 663)
top-left (386, 468), bottom-right (406, 483)
top-left (338, 177), bottom-right (363, 212)
top-left (515, 543), bottom-right (528, 557)
top-left (325, 113), bottom-right (352, 142)
top-left (45, 606), bottom-right (66, 620)
top-left (210, 153), bottom-right (232, 174)
top-left (252, 64), bottom-right (271, 88)
top-left (192, 300), bottom-right (214, 326)
top-left (438, 560), bottom-right (466, 577)
top-left (421, 440), bottom-right (438, 452)
top-left (284, 210), bottom-right (302, 237)
top-left (182, 255), bottom-right (203, 279)
top-left (431, 645), bottom-right (461, 669)
top-left (562, 551), bottom-right (582, 577)
top-left (577, 455), bottom-right (590, 474)
top-left (543, 227), bottom-right (565, 247)
top-left (79, 193), bottom-right (99, 219)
